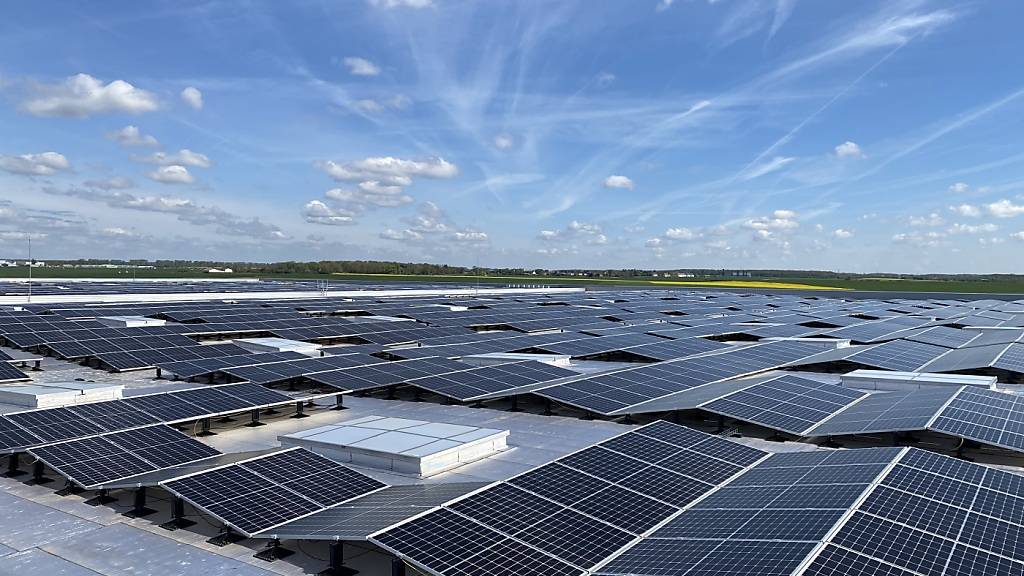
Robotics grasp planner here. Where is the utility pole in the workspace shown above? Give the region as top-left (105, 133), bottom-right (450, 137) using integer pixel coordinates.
top-left (27, 236), bottom-right (32, 304)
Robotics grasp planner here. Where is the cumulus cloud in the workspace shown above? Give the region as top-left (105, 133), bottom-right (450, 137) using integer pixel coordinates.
top-left (494, 134), bottom-right (514, 150)
top-left (108, 125), bottom-right (159, 147)
top-left (21, 73), bottom-right (158, 117)
top-left (909, 213), bottom-right (945, 227)
top-left (379, 202), bottom-right (488, 245)
top-left (948, 222), bottom-right (998, 235)
top-left (180, 87), bottom-right (203, 110)
top-left (743, 210), bottom-right (800, 231)
top-left (369, 0), bottom-right (433, 8)
top-left (987, 199), bottom-right (1024, 218)
top-left (834, 141), bottom-right (865, 158)
top-left (83, 176), bottom-right (134, 190)
top-left (42, 186), bottom-right (286, 239)
top-left (538, 220), bottom-right (606, 245)
top-left (833, 228), bottom-right (853, 238)
top-left (147, 165), bottom-right (194, 184)
top-left (603, 175), bottom-right (634, 190)
top-left (137, 149), bottom-right (212, 168)
top-left (1012, 232), bottom-right (1024, 241)
top-left (343, 57), bottom-right (380, 76)
top-left (317, 156), bottom-right (457, 184)
top-left (0, 152), bottom-right (71, 176)
top-left (948, 182), bottom-right (989, 195)
top-left (315, 155), bottom-right (457, 214)
top-left (665, 227), bottom-right (700, 241)
top-left (949, 204), bottom-right (981, 218)
top-left (303, 200), bottom-right (356, 225)
top-left (655, 0), bottom-right (675, 12)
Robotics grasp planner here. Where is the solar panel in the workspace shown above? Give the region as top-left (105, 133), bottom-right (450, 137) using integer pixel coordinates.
top-left (371, 422), bottom-right (766, 574)
top-left (698, 375), bottom-right (868, 435)
top-left (29, 425), bottom-right (221, 488)
top-left (260, 483), bottom-right (489, 541)
top-left (306, 356), bottom-right (470, 391)
top-left (537, 341), bottom-right (823, 415)
top-left (845, 339), bottom-right (951, 371)
top-left (0, 361), bottom-right (29, 382)
top-left (160, 447), bottom-right (385, 536)
top-left (806, 387), bottom-right (959, 436)
top-left (406, 361), bottom-right (578, 401)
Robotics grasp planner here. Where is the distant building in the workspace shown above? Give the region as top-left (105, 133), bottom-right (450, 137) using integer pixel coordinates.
top-left (207, 267), bottom-right (233, 274)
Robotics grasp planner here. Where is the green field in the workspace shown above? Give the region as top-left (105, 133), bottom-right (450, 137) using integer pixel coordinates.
top-left (2, 267), bottom-right (1022, 294)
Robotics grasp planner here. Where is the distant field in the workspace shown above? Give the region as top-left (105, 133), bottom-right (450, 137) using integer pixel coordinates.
top-left (0, 268), bottom-right (1022, 294)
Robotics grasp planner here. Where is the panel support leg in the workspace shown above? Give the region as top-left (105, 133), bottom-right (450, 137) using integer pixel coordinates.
top-left (254, 538), bottom-right (294, 562)
top-left (245, 408), bottom-right (265, 427)
top-left (543, 399), bottom-right (557, 416)
top-left (160, 496), bottom-right (196, 530)
top-left (197, 417), bottom-right (216, 437)
top-left (507, 395), bottom-right (523, 413)
top-left (123, 486), bottom-right (156, 518)
top-left (26, 460), bottom-right (53, 485)
top-left (207, 524), bottom-right (245, 546)
top-left (332, 395), bottom-right (348, 411)
top-left (291, 401), bottom-right (308, 419)
top-left (155, 368), bottom-right (163, 380)
top-left (385, 385), bottom-right (398, 400)
top-left (391, 558), bottom-right (406, 576)
top-left (86, 488), bottom-right (117, 506)
top-left (56, 478), bottom-right (84, 496)
top-left (4, 453), bottom-right (24, 477)
top-left (319, 541), bottom-right (359, 575)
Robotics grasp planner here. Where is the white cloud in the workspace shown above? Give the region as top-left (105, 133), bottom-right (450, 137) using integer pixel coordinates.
top-left (369, 0), bottom-right (433, 8)
top-left (948, 222), bottom-right (998, 235)
top-left (354, 95), bottom-right (409, 113)
top-left (83, 176), bottom-right (134, 190)
top-left (343, 57), bottom-right (380, 77)
top-left (948, 182), bottom-right (970, 194)
top-left (494, 134), bottom-right (514, 150)
top-left (317, 156), bottom-right (457, 184)
top-left (833, 228), bottom-right (853, 238)
top-left (742, 156), bottom-right (794, 180)
top-left (22, 73), bottom-right (159, 117)
top-left (949, 204), bottom-right (981, 218)
top-left (655, 0), bottom-right (675, 12)
top-left (180, 86), bottom-right (203, 110)
top-left (108, 125), bottom-right (159, 147)
top-left (138, 149), bottom-right (212, 168)
top-left (99, 227), bottom-right (144, 239)
top-left (596, 72), bottom-right (616, 87)
top-left (452, 230), bottom-right (488, 243)
top-left (603, 175), bottom-right (634, 190)
top-left (909, 213), bottom-right (945, 227)
top-left (665, 227), bottom-right (700, 241)
top-left (1012, 232), bottom-right (1024, 241)
top-left (147, 165), bottom-right (194, 184)
top-left (303, 200), bottom-right (356, 225)
top-left (744, 210), bottom-right (799, 231)
top-left (0, 152), bottom-right (71, 176)
top-left (326, 187), bottom-right (412, 208)
top-left (986, 199), bottom-right (1024, 218)
top-left (380, 228), bottom-right (423, 241)
top-left (538, 220), bottom-right (605, 244)
top-left (834, 141), bottom-right (865, 158)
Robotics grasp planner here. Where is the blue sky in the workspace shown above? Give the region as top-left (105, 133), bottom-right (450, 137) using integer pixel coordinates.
top-left (2, 0), bottom-right (1024, 273)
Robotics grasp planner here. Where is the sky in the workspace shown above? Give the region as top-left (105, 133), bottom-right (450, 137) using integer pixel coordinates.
top-left (2, 0), bottom-right (1024, 273)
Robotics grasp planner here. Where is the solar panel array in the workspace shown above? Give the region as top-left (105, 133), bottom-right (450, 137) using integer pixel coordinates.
top-left (0, 383), bottom-right (295, 453)
top-left (536, 341), bottom-right (824, 415)
top-left (406, 361), bottom-right (579, 402)
top-left (220, 353), bottom-right (385, 384)
top-left (843, 339), bottom-right (952, 372)
top-left (806, 387), bottom-right (958, 436)
top-left (28, 425), bottom-right (221, 488)
top-left (370, 421), bottom-right (767, 575)
top-left (305, 356), bottom-right (471, 391)
top-left (156, 351), bottom-right (307, 379)
top-left (260, 482), bottom-right (490, 541)
top-left (596, 448), bottom-right (901, 576)
top-left (698, 375), bottom-right (868, 435)
top-left (160, 447), bottom-right (387, 536)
